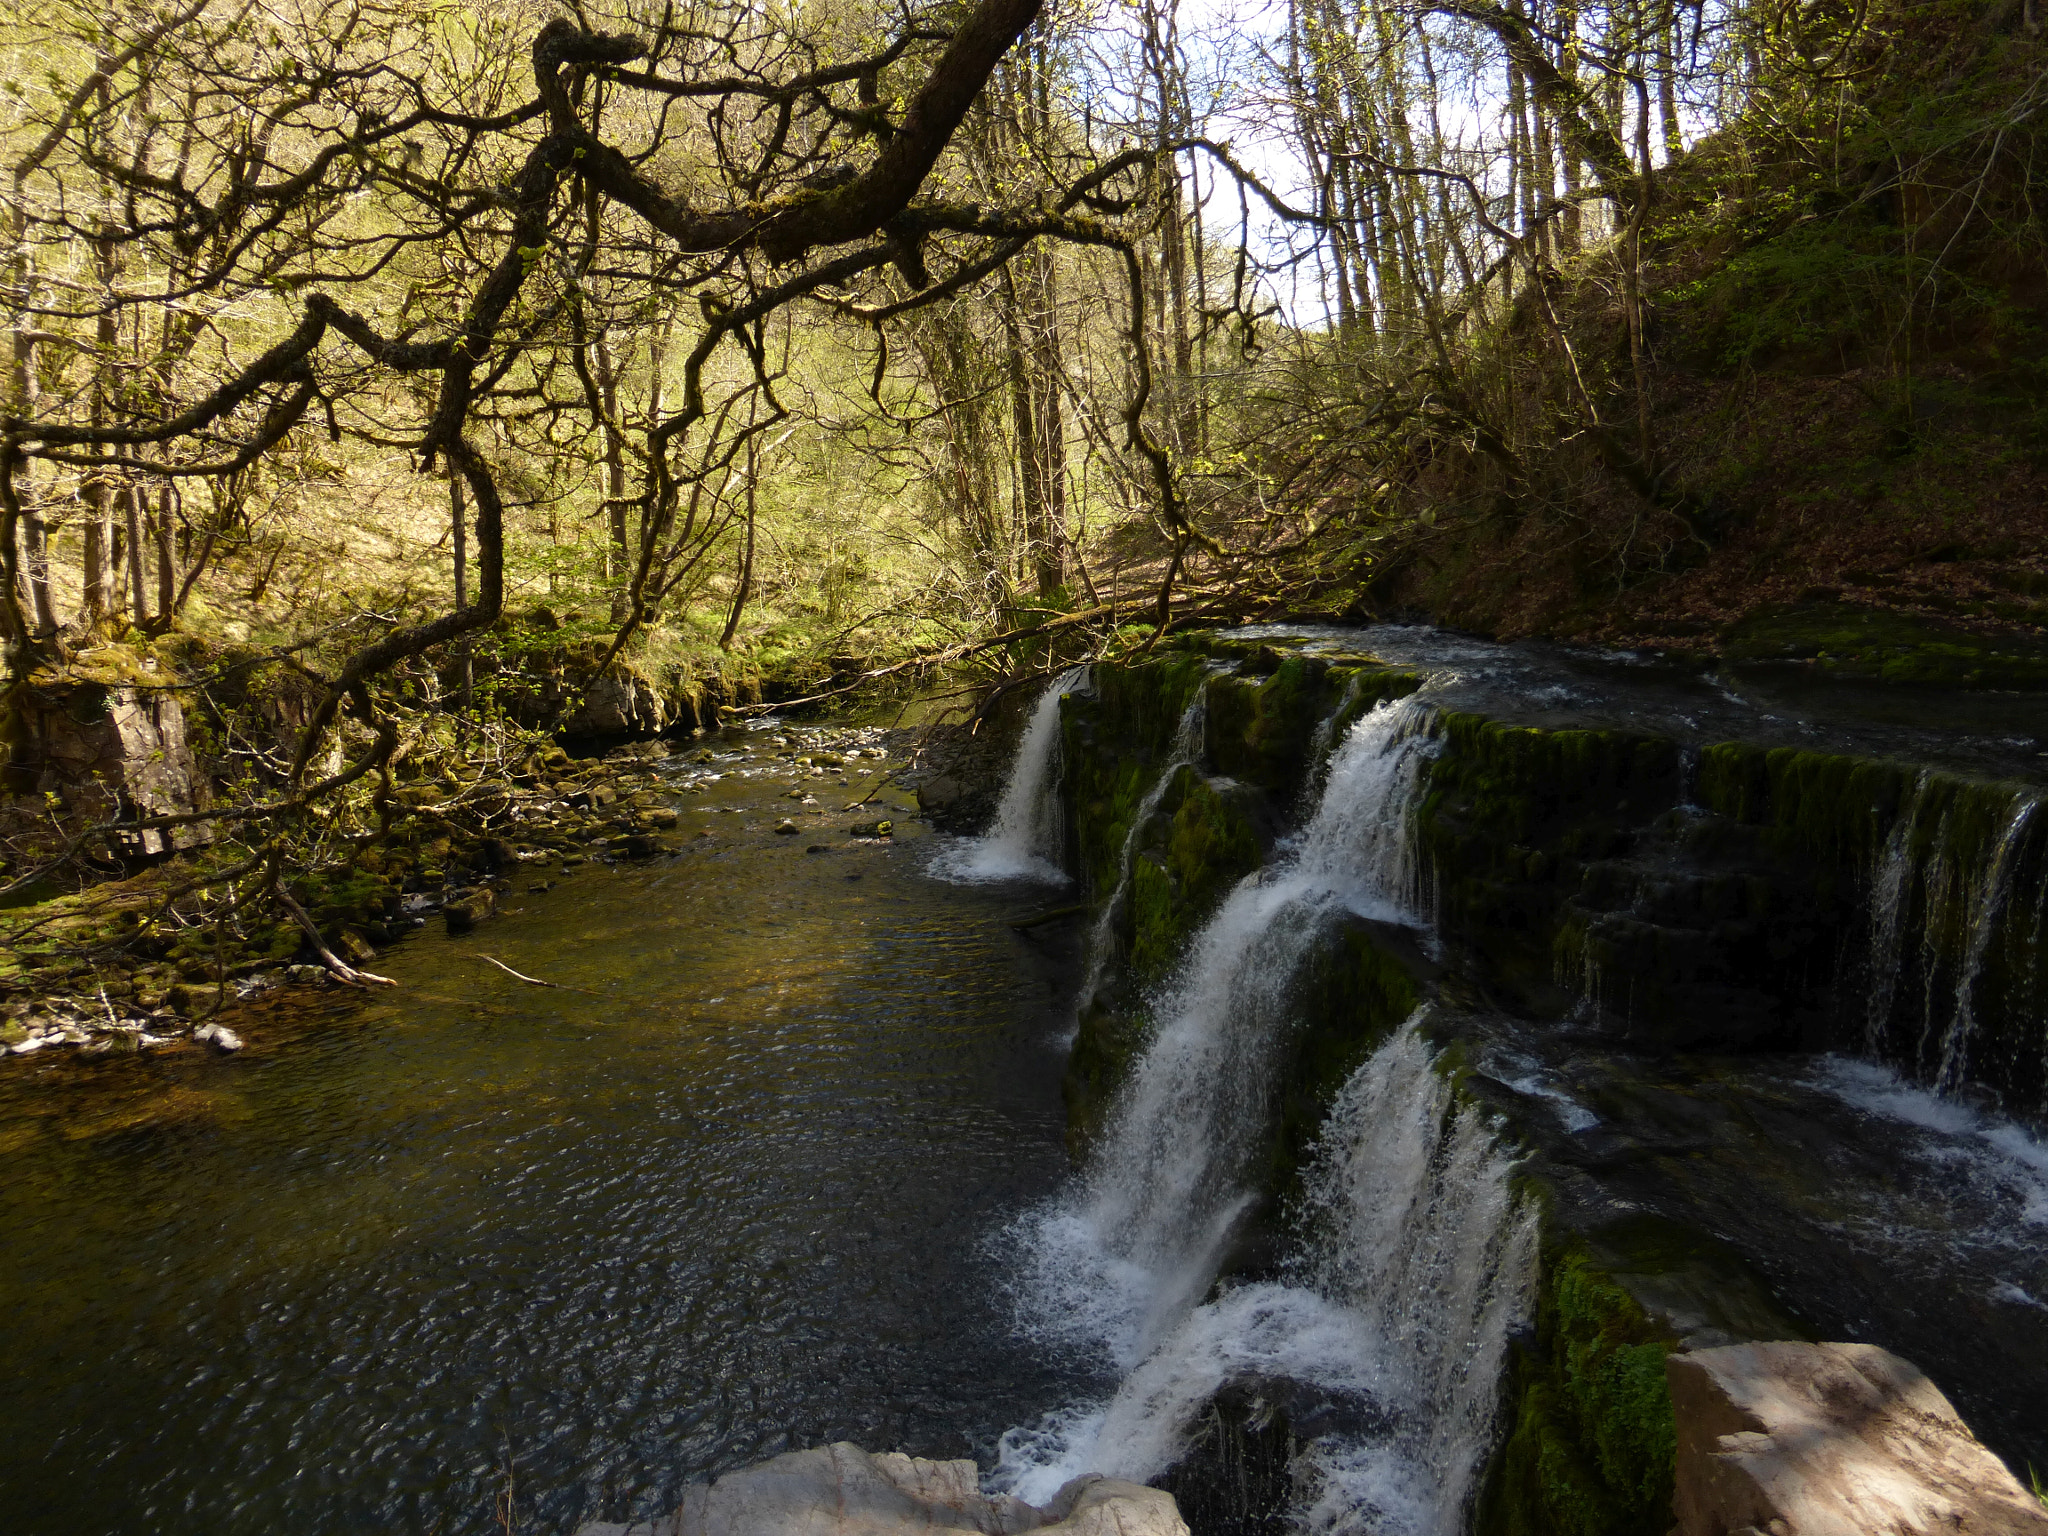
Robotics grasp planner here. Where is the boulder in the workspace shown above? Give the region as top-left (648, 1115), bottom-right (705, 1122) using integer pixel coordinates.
top-left (573, 1444), bottom-right (1187, 1536)
top-left (1667, 1341), bottom-right (2048, 1536)
top-left (444, 887), bottom-right (497, 934)
top-left (4, 669), bottom-right (209, 853)
top-left (192, 1023), bottom-right (243, 1053)
top-left (915, 775), bottom-right (964, 813)
top-left (563, 669), bottom-right (668, 738)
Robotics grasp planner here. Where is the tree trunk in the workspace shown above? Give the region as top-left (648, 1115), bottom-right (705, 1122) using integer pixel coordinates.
top-left (123, 482), bottom-right (148, 625)
top-left (719, 438), bottom-right (757, 650)
top-left (156, 484), bottom-right (176, 620)
top-left (451, 470), bottom-right (472, 713)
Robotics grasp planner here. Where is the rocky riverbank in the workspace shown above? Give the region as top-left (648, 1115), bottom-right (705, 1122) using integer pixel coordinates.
top-left (0, 715), bottom-right (936, 1065)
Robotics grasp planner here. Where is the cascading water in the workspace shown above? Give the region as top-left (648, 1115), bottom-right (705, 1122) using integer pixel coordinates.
top-left (1073, 679), bottom-right (1220, 1016)
top-left (1283, 1024), bottom-right (1538, 1536)
top-left (933, 668), bottom-right (1085, 884)
top-left (1032, 695), bottom-right (1439, 1359)
top-left (996, 1018), bottom-right (1535, 1536)
top-left (1863, 779), bottom-right (2047, 1092)
top-left (995, 694), bottom-right (1536, 1534)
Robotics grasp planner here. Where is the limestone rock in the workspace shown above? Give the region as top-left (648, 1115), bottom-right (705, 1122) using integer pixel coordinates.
top-left (192, 1023), bottom-right (243, 1053)
top-left (564, 671), bottom-right (667, 738)
top-left (915, 775), bottom-right (963, 813)
top-left (573, 1444), bottom-right (1187, 1536)
top-left (7, 673), bottom-right (209, 853)
top-left (1668, 1341), bottom-right (2048, 1536)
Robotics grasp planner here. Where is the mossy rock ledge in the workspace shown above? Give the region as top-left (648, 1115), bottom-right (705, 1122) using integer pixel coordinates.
top-left (1049, 633), bottom-right (2048, 1536)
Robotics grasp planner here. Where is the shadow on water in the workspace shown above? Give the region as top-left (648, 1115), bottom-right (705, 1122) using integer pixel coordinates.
top-left (0, 733), bottom-right (1090, 1536)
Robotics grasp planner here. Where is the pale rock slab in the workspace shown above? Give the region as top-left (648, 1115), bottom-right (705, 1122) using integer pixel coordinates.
top-left (574, 1444), bottom-right (1188, 1536)
top-left (1668, 1340), bottom-right (2048, 1536)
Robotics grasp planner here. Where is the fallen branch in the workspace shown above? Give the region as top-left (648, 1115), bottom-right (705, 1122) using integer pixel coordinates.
top-left (1011, 904), bottom-right (1086, 930)
top-left (275, 886), bottom-right (399, 987)
top-left (478, 954), bottom-right (595, 994)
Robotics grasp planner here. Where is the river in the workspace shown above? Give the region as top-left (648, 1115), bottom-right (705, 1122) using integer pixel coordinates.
top-left (7, 631), bottom-right (2048, 1536)
top-left (0, 724), bottom-right (1089, 1536)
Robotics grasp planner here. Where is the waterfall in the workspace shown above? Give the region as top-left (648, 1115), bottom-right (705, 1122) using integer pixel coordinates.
top-left (995, 1018), bottom-right (1536, 1536)
top-left (1029, 695), bottom-right (1438, 1364)
top-left (1863, 780), bottom-right (2045, 1092)
top-left (1864, 774), bottom-right (1931, 1057)
top-left (996, 696), bottom-right (1534, 1535)
top-left (1285, 1024), bottom-right (1538, 1536)
top-left (1073, 679), bottom-right (1218, 1016)
top-left (932, 668), bottom-right (1085, 884)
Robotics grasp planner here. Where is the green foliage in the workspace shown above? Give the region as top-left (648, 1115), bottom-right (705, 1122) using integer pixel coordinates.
top-left (1479, 1243), bottom-right (1678, 1536)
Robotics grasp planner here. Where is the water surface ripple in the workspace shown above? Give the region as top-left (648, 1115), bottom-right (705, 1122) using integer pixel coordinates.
top-left (0, 737), bottom-right (1084, 1536)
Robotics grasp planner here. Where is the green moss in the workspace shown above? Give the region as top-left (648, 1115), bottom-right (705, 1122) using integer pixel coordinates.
top-left (1478, 1241), bottom-right (1678, 1536)
top-left (1721, 601), bottom-right (2048, 689)
top-left (1062, 653), bottom-right (1216, 898)
top-left (1262, 923), bottom-right (1420, 1205)
top-left (1694, 743), bottom-right (1913, 873)
top-left (1206, 657), bottom-right (1421, 803)
top-left (1126, 769), bottom-right (1266, 985)
top-left (1416, 715), bottom-right (1681, 1010)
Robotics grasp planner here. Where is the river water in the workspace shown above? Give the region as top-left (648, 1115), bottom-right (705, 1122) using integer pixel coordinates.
top-left (8, 633), bottom-right (2048, 1536)
top-left (0, 727), bottom-right (1089, 1536)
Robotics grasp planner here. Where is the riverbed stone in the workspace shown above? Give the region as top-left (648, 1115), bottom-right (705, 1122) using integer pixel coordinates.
top-left (192, 1022), bottom-right (243, 1053)
top-left (444, 887), bottom-right (497, 934)
top-left (1667, 1341), bottom-right (2048, 1536)
top-left (572, 1444), bottom-right (1187, 1536)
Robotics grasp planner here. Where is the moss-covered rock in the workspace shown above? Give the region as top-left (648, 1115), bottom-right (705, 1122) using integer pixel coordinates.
top-left (1478, 1240), bottom-right (1678, 1536)
top-left (1721, 601), bottom-right (2048, 690)
top-left (1416, 715), bottom-right (1682, 1017)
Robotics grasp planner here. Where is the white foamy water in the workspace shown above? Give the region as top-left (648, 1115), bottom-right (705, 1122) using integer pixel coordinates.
top-left (995, 1019), bottom-right (1536, 1536)
top-left (994, 695), bottom-right (1536, 1533)
top-left (1012, 696), bottom-right (1440, 1370)
top-left (930, 669), bottom-right (1084, 884)
top-left (1814, 1055), bottom-right (2048, 1229)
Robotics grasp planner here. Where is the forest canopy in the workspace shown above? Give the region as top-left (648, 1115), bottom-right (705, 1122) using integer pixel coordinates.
top-left (0, 0), bottom-right (2042, 899)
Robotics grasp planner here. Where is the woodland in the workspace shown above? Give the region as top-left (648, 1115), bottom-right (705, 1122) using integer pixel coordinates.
top-left (0, 0), bottom-right (2043, 983)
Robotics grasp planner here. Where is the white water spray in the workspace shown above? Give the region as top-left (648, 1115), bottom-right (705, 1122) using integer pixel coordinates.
top-left (996, 1019), bottom-right (1536, 1536)
top-left (1863, 780), bottom-right (2044, 1092)
top-left (996, 695), bottom-right (1533, 1532)
top-left (1023, 696), bottom-right (1439, 1364)
top-left (932, 669), bottom-right (1084, 884)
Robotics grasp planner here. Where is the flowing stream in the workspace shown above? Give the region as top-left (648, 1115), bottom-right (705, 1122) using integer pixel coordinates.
top-left (0, 726), bottom-right (1091, 1536)
top-left (991, 695), bottom-right (1535, 1536)
top-left (8, 634), bottom-right (2048, 1536)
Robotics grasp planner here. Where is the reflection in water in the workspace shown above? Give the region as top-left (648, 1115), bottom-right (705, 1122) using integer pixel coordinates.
top-left (0, 736), bottom-right (1087, 1536)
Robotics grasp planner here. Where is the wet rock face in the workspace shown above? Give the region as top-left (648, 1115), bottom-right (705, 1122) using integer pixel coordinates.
top-left (6, 678), bottom-right (209, 854)
top-left (1667, 1342), bottom-right (2048, 1536)
top-left (573, 1444), bottom-right (1188, 1536)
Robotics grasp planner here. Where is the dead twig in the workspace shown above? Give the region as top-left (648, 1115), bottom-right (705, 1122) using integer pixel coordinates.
top-left (478, 954), bottom-right (596, 994)
top-left (275, 886), bottom-right (398, 987)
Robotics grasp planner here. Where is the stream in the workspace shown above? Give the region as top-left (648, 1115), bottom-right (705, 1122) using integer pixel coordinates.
top-left (5, 628), bottom-right (2048, 1536)
top-left (0, 728), bottom-right (1090, 1536)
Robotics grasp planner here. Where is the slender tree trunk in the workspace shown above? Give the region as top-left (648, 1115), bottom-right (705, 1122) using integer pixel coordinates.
top-left (719, 438), bottom-right (757, 649)
top-left (1557, 0), bottom-right (1584, 251)
top-left (1657, 0), bottom-right (1682, 160)
top-left (155, 484), bottom-right (175, 620)
top-left (451, 470), bottom-right (472, 713)
top-left (593, 330), bottom-right (631, 620)
top-left (125, 481), bottom-right (148, 625)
